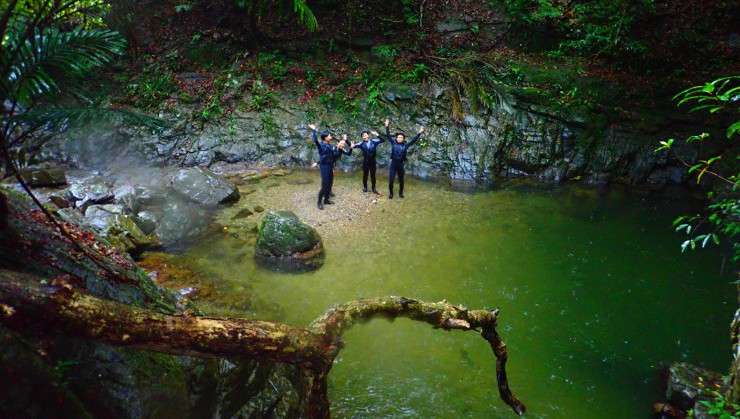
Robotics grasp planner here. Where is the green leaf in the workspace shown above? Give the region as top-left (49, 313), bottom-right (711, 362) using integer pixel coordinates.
top-left (681, 240), bottom-right (690, 252)
top-left (727, 121), bottom-right (740, 139)
top-left (675, 223), bottom-right (689, 232)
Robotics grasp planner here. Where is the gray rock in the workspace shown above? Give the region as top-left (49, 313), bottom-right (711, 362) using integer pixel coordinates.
top-left (83, 205), bottom-right (149, 254)
top-left (134, 184), bottom-right (164, 205)
top-left (134, 211), bottom-right (158, 235)
top-left (69, 179), bottom-right (114, 208)
top-left (84, 205), bottom-right (124, 231)
top-left (113, 185), bottom-right (140, 213)
top-left (49, 192), bottom-right (71, 209)
top-left (169, 167), bottom-right (240, 206)
top-left (18, 167), bottom-right (67, 187)
top-left (104, 213), bottom-right (151, 255)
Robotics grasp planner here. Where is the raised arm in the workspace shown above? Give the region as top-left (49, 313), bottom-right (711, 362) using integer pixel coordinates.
top-left (371, 130), bottom-right (385, 144)
top-left (339, 135), bottom-right (352, 155)
top-left (309, 124), bottom-right (320, 148)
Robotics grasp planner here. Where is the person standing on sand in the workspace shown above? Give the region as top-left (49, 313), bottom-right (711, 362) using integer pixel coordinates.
top-left (309, 124), bottom-right (336, 210)
top-left (328, 134), bottom-right (353, 199)
top-left (352, 120), bottom-right (387, 194)
top-left (386, 121), bottom-right (424, 199)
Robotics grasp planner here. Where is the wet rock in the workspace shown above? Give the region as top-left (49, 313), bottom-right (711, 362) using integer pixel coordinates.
top-left (157, 201), bottom-right (210, 242)
top-left (49, 192), bottom-right (71, 209)
top-left (666, 362), bottom-right (725, 412)
top-left (18, 167), bottom-right (67, 187)
top-left (105, 213), bottom-right (152, 256)
top-left (135, 184), bottom-right (165, 205)
top-left (84, 205), bottom-right (150, 255)
top-left (113, 185), bottom-right (140, 213)
top-left (69, 179), bottom-right (114, 208)
top-left (134, 211), bottom-right (158, 235)
top-left (232, 208), bottom-right (253, 219)
top-left (84, 204), bottom-right (125, 231)
top-left (255, 211), bottom-right (324, 272)
top-left (170, 167), bottom-right (240, 206)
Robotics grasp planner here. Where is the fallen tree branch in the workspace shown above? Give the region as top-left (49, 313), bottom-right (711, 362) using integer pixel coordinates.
top-left (0, 270), bottom-right (525, 417)
top-left (309, 296), bottom-right (526, 415)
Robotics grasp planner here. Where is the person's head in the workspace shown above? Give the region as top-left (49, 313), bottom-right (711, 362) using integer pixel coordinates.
top-left (360, 130), bottom-right (369, 141)
top-left (395, 132), bottom-right (406, 143)
top-left (320, 131), bottom-right (332, 142)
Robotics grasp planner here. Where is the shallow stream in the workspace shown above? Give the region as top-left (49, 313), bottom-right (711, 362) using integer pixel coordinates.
top-left (143, 170), bottom-right (735, 418)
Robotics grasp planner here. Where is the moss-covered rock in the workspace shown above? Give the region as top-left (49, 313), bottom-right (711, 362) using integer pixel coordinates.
top-left (255, 211), bottom-right (324, 272)
top-left (18, 167), bottom-right (67, 187)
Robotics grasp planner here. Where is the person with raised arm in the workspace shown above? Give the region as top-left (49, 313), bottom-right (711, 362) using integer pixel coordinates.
top-left (352, 120), bottom-right (387, 194)
top-left (386, 121), bottom-right (424, 199)
top-left (309, 124), bottom-right (336, 210)
top-left (328, 134), bottom-right (353, 199)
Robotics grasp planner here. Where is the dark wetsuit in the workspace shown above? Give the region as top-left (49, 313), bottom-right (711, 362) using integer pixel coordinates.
top-left (387, 126), bottom-right (421, 197)
top-left (313, 130), bottom-right (335, 204)
top-left (328, 142), bottom-right (351, 196)
top-left (352, 135), bottom-right (386, 191)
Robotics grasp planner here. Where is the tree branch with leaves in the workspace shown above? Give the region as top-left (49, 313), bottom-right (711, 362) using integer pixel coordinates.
top-left (655, 75), bottom-right (740, 261)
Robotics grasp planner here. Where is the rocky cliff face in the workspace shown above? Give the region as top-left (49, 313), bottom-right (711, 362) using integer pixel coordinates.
top-left (46, 83), bottom-right (696, 186)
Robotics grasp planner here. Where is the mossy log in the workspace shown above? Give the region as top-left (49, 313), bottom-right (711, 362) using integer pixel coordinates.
top-left (0, 270), bottom-right (525, 417)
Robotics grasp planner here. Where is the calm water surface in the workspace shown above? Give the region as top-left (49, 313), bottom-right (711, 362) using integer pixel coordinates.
top-left (162, 172), bottom-right (735, 418)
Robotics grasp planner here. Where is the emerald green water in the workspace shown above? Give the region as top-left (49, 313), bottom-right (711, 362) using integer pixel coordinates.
top-left (160, 172), bottom-right (735, 418)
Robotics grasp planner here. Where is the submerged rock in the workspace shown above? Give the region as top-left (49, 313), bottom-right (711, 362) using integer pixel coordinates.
top-left (157, 201), bottom-right (209, 242)
top-left (169, 167), bottom-right (240, 206)
top-left (232, 208), bottom-right (253, 219)
top-left (255, 211), bottom-right (324, 272)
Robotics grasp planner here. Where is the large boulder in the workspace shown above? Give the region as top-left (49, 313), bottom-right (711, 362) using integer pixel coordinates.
top-left (169, 167), bottom-right (240, 206)
top-left (255, 211), bottom-right (324, 272)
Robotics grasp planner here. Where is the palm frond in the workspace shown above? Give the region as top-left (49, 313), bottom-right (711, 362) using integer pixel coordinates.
top-left (3, 27), bottom-right (125, 105)
top-left (293, 0), bottom-right (318, 32)
top-left (10, 105), bottom-right (165, 135)
top-left (427, 52), bottom-right (512, 122)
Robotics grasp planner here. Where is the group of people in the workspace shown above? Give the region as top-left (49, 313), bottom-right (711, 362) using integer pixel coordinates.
top-left (309, 119), bottom-right (425, 210)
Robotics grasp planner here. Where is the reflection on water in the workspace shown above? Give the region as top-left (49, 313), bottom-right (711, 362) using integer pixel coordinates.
top-left (146, 171), bottom-right (735, 418)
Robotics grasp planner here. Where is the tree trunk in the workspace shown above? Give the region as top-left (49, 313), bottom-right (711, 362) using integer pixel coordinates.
top-left (0, 271), bottom-right (525, 416)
